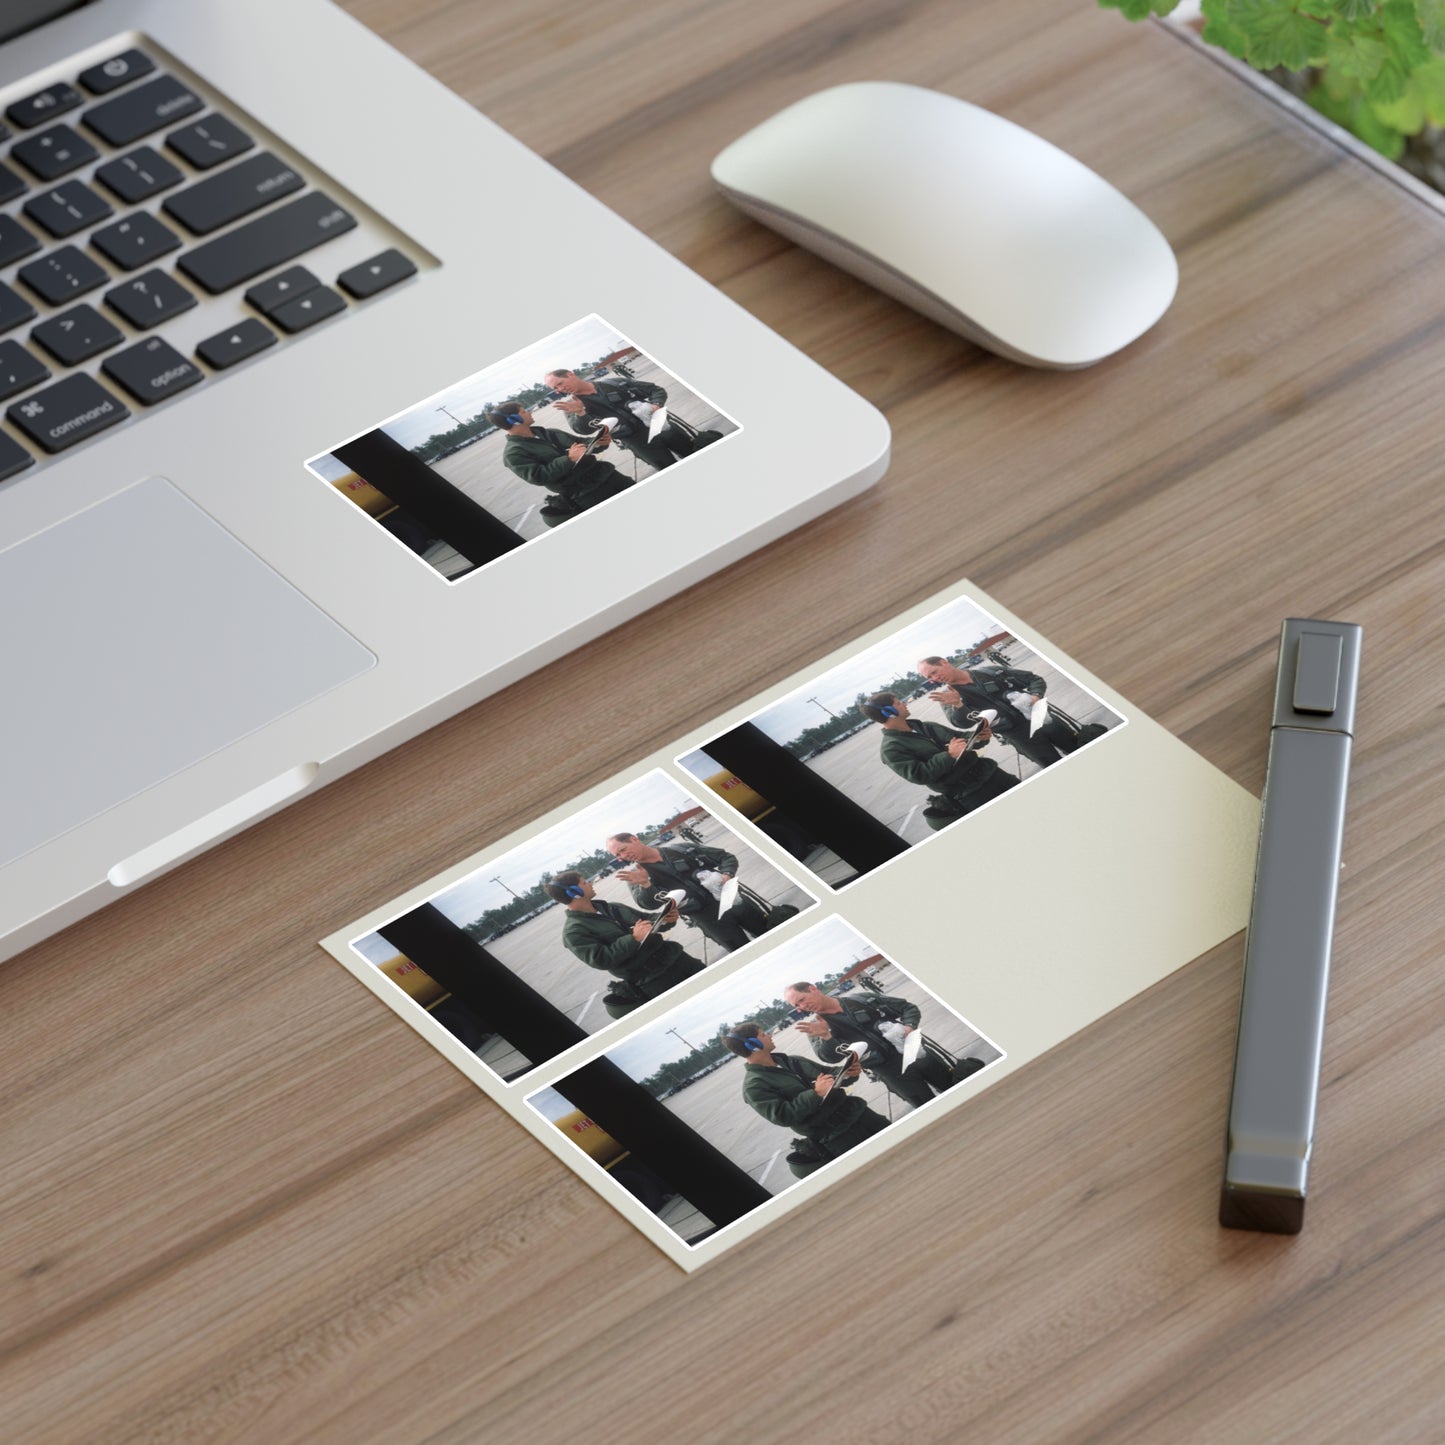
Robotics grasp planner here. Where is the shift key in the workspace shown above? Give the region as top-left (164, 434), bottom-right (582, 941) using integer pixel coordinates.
top-left (162, 151), bottom-right (303, 236)
top-left (177, 192), bottom-right (356, 294)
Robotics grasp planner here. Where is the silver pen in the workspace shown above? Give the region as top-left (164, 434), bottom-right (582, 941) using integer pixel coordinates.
top-left (1220, 618), bottom-right (1362, 1234)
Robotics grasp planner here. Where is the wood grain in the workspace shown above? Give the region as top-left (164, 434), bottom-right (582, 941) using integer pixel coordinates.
top-left (2, 2), bottom-right (1442, 1440)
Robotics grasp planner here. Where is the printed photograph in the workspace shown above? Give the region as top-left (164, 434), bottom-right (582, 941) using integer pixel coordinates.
top-left (351, 771), bottom-right (815, 1082)
top-left (677, 595), bottom-right (1124, 888)
top-left (307, 314), bottom-right (739, 581)
top-left (528, 916), bottom-right (1002, 1248)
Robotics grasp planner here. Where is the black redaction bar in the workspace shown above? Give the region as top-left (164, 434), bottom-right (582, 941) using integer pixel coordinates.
top-left (177, 192), bottom-right (356, 294)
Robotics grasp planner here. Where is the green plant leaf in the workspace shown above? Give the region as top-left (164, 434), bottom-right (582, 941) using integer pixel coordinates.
top-left (1354, 98), bottom-right (1412, 149)
top-left (1096, 0), bottom-right (1181, 17)
top-left (1416, 0), bottom-right (1445, 48)
top-left (1371, 71), bottom-right (1428, 124)
top-left (1325, 26), bottom-right (1391, 76)
top-left (1337, 0), bottom-right (1382, 17)
top-left (1408, 53), bottom-right (1445, 118)
top-left (1308, 79), bottom-right (1408, 151)
top-left (1365, 47), bottom-right (1415, 99)
top-left (1224, 0), bottom-right (1327, 69)
top-left (1201, 0), bottom-right (1253, 55)
top-left (1380, 0), bottom-right (1432, 64)
top-left (1309, 76), bottom-right (1361, 121)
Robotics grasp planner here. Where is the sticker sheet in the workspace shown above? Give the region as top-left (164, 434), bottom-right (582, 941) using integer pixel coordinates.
top-left (322, 580), bottom-right (1258, 1269)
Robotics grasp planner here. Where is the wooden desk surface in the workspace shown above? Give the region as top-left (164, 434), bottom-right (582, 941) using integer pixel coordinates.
top-left (3, 2), bottom-right (1442, 1439)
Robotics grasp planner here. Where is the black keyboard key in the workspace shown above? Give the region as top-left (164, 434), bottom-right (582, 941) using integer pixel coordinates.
top-left (7, 83), bottom-right (82, 131)
top-left (79, 49), bottom-right (156, 96)
top-left (32, 304), bottom-right (123, 366)
top-left (166, 114), bottom-right (252, 169)
top-left (163, 152), bottom-right (303, 236)
top-left (23, 180), bottom-right (113, 239)
top-left (0, 340), bottom-right (49, 401)
top-left (178, 192), bottom-right (356, 294)
top-left (0, 283), bottom-right (36, 335)
top-left (91, 212), bottom-right (181, 270)
top-left (83, 74), bottom-right (201, 147)
top-left (17, 245), bottom-right (108, 306)
top-left (11, 124), bottom-right (98, 181)
top-left (0, 429), bottom-right (34, 482)
top-left (0, 215), bottom-right (42, 268)
top-left (271, 285), bottom-right (345, 333)
top-left (245, 265), bottom-right (319, 315)
top-left (104, 268), bottom-right (196, 329)
top-left (0, 161), bottom-right (28, 205)
top-left (103, 336), bottom-right (203, 407)
top-left (337, 248), bottom-right (417, 300)
top-left (95, 146), bottom-right (183, 204)
top-left (196, 318), bottom-right (276, 370)
top-left (8, 372), bottom-right (128, 452)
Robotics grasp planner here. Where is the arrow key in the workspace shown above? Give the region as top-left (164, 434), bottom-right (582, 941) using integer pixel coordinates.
top-left (270, 284), bottom-right (345, 334)
top-left (244, 265), bottom-right (320, 316)
top-left (337, 248), bottom-right (416, 300)
top-left (197, 318), bottom-right (276, 370)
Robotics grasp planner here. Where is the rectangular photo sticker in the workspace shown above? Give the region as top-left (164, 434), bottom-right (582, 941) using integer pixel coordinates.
top-left (307, 314), bottom-right (740, 581)
top-left (527, 915), bottom-right (1003, 1256)
top-left (677, 595), bottom-right (1124, 889)
top-left (349, 770), bottom-right (816, 1083)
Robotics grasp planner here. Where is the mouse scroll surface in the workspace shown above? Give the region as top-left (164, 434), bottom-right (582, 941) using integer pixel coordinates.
top-left (0, 477), bottom-right (375, 869)
top-left (712, 82), bottom-right (1177, 368)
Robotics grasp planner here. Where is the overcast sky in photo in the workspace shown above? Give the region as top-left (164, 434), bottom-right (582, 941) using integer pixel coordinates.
top-left (374, 316), bottom-right (633, 450)
top-left (349, 771), bottom-right (695, 957)
top-left (697, 596), bottom-right (1005, 751)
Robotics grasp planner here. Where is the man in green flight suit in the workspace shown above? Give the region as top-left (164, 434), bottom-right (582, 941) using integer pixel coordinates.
top-left (860, 692), bottom-right (1017, 831)
top-left (917, 653), bottom-right (1108, 770)
top-left (545, 871), bottom-right (703, 1019)
top-left (605, 831), bottom-right (796, 954)
top-left (784, 981), bottom-right (982, 1109)
top-left (722, 1022), bottom-right (888, 1179)
top-left (544, 367), bottom-right (722, 474)
top-left (486, 402), bottom-right (634, 528)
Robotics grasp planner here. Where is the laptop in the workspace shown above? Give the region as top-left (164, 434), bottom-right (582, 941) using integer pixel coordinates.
top-left (0, 0), bottom-right (890, 963)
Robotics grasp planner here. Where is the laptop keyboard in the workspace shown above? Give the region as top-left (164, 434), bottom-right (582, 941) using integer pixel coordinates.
top-left (0, 43), bottom-right (424, 483)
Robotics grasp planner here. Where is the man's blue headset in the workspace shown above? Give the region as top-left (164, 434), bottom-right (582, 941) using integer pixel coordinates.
top-left (564, 884), bottom-right (585, 899)
top-left (880, 704), bottom-right (899, 718)
top-left (726, 1029), bottom-right (765, 1053)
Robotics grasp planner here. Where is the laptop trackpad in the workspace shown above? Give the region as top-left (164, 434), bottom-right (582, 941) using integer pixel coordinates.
top-left (1, 477), bottom-right (375, 868)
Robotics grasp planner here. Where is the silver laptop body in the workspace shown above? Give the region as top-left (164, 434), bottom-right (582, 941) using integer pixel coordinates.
top-left (0, 0), bottom-right (889, 962)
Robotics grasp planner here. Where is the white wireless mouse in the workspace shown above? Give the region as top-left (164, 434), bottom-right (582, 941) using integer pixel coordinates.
top-left (711, 81), bottom-right (1178, 369)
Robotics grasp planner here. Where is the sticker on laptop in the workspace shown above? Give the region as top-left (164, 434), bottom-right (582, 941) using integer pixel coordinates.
top-left (348, 770), bottom-right (817, 1083)
top-left (676, 592), bottom-right (1125, 890)
top-left (526, 915), bottom-right (1003, 1252)
top-left (305, 313), bottom-right (740, 581)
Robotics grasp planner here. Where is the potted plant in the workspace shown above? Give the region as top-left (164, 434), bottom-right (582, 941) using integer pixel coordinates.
top-left (1101, 0), bottom-right (1445, 196)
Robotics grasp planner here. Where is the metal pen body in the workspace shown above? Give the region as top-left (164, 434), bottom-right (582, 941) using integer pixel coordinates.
top-left (1220, 618), bottom-right (1362, 1234)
